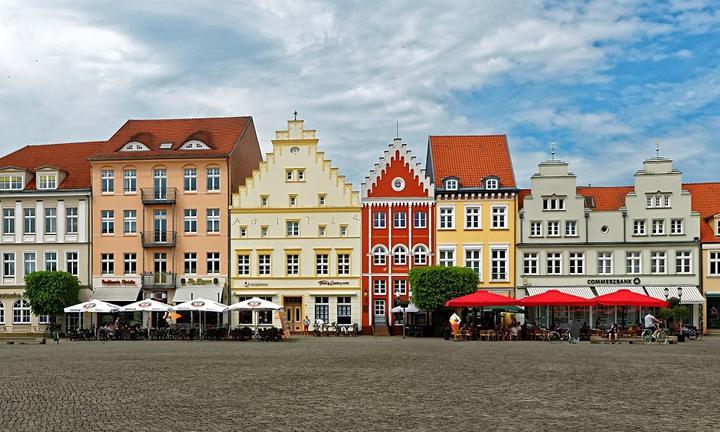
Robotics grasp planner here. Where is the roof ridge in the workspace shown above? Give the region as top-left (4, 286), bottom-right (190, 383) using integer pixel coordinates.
top-left (430, 134), bottom-right (507, 138)
top-left (125, 116), bottom-right (251, 122)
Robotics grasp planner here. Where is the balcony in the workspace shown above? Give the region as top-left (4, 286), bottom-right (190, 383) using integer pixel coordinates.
top-left (142, 272), bottom-right (177, 289)
top-left (141, 231), bottom-right (177, 247)
top-left (141, 188), bottom-right (177, 204)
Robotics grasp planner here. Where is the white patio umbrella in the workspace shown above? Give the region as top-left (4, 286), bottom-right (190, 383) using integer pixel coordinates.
top-left (174, 298), bottom-right (227, 339)
top-left (228, 297), bottom-right (282, 336)
top-left (390, 303), bottom-right (422, 314)
top-left (64, 300), bottom-right (121, 332)
top-left (122, 299), bottom-right (174, 337)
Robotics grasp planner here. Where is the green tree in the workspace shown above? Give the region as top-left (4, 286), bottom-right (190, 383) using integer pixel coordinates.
top-left (409, 266), bottom-right (478, 311)
top-left (24, 271), bottom-right (80, 324)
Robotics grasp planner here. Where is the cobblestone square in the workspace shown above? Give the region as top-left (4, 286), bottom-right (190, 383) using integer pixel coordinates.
top-left (0, 337), bottom-right (717, 431)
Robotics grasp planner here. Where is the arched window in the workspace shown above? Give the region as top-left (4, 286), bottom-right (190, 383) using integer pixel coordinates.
top-left (0, 302), bottom-right (4, 324)
top-left (13, 299), bottom-right (30, 324)
top-left (372, 245), bottom-right (388, 266)
top-left (485, 178), bottom-right (499, 190)
top-left (413, 245), bottom-right (429, 265)
top-left (444, 178), bottom-right (459, 191)
top-left (392, 245), bottom-right (408, 265)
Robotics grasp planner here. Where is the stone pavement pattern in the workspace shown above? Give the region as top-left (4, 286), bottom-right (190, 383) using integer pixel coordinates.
top-left (0, 337), bottom-right (718, 431)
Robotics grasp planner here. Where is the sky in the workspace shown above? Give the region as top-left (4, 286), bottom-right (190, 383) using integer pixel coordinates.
top-left (0, 0), bottom-right (718, 188)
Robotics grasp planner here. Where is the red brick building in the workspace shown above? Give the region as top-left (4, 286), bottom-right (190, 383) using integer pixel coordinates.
top-left (361, 138), bottom-right (434, 335)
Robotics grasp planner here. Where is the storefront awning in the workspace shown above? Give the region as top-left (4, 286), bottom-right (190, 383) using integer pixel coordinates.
top-left (526, 287), bottom-right (595, 299)
top-left (173, 285), bottom-right (223, 303)
top-left (92, 286), bottom-right (142, 302)
top-left (645, 286), bottom-right (705, 305)
top-left (309, 291), bottom-right (358, 296)
top-left (593, 286), bottom-right (645, 296)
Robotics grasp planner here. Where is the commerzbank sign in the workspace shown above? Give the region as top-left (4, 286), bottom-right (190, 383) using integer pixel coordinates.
top-left (587, 277), bottom-right (642, 286)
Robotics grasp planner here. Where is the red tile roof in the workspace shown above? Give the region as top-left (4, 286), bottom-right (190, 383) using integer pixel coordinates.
top-left (90, 117), bottom-right (252, 160)
top-left (683, 182), bottom-right (720, 243)
top-left (0, 141), bottom-right (103, 190)
top-left (517, 188), bottom-right (531, 209)
top-left (577, 186), bottom-right (634, 211)
top-left (428, 135), bottom-right (516, 189)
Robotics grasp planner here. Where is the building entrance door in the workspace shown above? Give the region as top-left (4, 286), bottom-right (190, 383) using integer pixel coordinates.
top-left (283, 296), bottom-right (303, 332)
top-left (374, 300), bottom-right (386, 325)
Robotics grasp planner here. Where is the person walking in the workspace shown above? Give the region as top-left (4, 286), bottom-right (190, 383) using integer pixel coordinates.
top-left (303, 316), bottom-right (310, 335)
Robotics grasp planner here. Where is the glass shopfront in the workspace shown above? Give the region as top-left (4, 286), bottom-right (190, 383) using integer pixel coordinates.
top-left (708, 295), bottom-right (720, 329)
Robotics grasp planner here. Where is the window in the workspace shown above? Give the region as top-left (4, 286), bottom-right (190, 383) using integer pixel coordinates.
top-left (100, 210), bottom-right (113, 234)
top-left (565, 220), bottom-right (577, 237)
top-left (2, 209), bottom-right (14, 235)
top-left (547, 252), bottom-right (562, 275)
top-left (414, 211), bottom-right (427, 229)
top-left (260, 195), bottom-right (269, 207)
top-left (652, 219), bottom-right (665, 236)
top-left (373, 280), bottom-right (387, 295)
top-left (337, 253), bottom-right (350, 275)
top-left (123, 253), bottom-right (137, 275)
top-left (634, 220), bottom-right (646, 236)
top-left (0, 175), bottom-right (23, 190)
top-left (439, 207), bottom-right (455, 229)
top-left (676, 251), bottom-right (692, 274)
top-left (123, 169), bottom-right (136, 193)
top-left (45, 208), bottom-right (57, 234)
top-left (101, 169), bottom-right (114, 193)
top-left (286, 221), bottom-right (300, 237)
top-left (183, 168), bottom-right (197, 192)
top-left (260, 226), bottom-right (269, 238)
top-left (289, 195), bottom-right (297, 207)
top-left (393, 212), bottom-right (407, 229)
top-left (597, 252), bottom-right (613, 275)
top-left (286, 254), bottom-right (299, 276)
top-left (206, 167), bottom-right (221, 191)
top-left (626, 251), bottom-right (641, 274)
top-left (542, 197), bottom-right (565, 211)
top-left (547, 221), bottom-right (560, 237)
top-left (373, 211), bottom-right (386, 229)
top-left (372, 246), bottom-right (387, 266)
top-left (13, 299), bottom-right (31, 324)
top-left (374, 300), bottom-right (386, 318)
top-left (3, 253), bottom-right (15, 281)
top-left (393, 279), bottom-right (407, 295)
top-left (315, 297), bottom-right (329, 323)
top-left (491, 205), bottom-right (507, 229)
top-left (646, 193), bottom-right (670, 208)
top-left (568, 252), bottom-right (585, 275)
top-left (340, 225), bottom-right (348, 237)
top-left (465, 206), bottom-right (481, 229)
top-left (66, 252), bottom-right (79, 276)
top-left (337, 297), bottom-right (351, 324)
top-left (184, 209), bottom-right (197, 233)
top-left (23, 252), bottom-right (36, 276)
top-left (101, 253), bottom-right (114, 275)
top-left (651, 251), bottom-right (667, 274)
top-left (239, 226), bottom-right (247, 238)
top-left (207, 252), bottom-right (221, 274)
top-left (485, 178), bottom-right (499, 190)
top-left (184, 252), bottom-right (198, 274)
top-left (258, 254), bottom-right (271, 275)
top-left (710, 251), bottom-right (720, 276)
top-left (123, 210), bottom-right (137, 234)
top-left (530, 221), bottom-right (542, 237)
top-left (670, 219), bottom-right (684, 235)
top-left (444, 179), bottom-right (458, 190)
top-left (44, 252), bottom-right (57, 271)
top-left (0, 302), bottom-right (3, 324)
top-left (297, 169), bottom-right (305, 181)
top-left (207, 209), bottom-right (220, 233)
top-left (491, 247), bottom-right (509, 281)
top-left (393, 245), bottom-right (407, 265)
top-left (318, 194), bottom-right (326, 206)
top-left (464, 247), bottom-right (482, 278)
top-left (316, 254), bottom-right (329, 275)
top-left (237, 255), bottom-right (250, 275)
top-left (392, 177), bottom-right (405, 191)
top-left (318, 225), bottom-right (326, 237)
top-left (66, 207), bottom-right (78, 235)
top-left (23, 208), bottom-right (35, 235)
top-left (413, 245), bottom-right (428, 265)
top-left (38, 174), bottom-right (57, 190)
top-left (439, 248), bottom-right (455, 267)
top-left (39, 314), bottom-right (50, 324)
top-left (523, 252), bottom-right (539, 275)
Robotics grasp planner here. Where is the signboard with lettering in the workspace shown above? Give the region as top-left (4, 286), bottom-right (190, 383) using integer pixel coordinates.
top-left (586, 278), bottom-right (641, 286)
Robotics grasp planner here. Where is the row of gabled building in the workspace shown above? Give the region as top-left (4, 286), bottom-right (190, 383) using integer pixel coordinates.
top-left (0, 115), bottom-right (718, 334)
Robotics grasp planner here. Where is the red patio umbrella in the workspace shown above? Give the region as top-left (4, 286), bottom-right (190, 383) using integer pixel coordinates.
top-left (591, 289), bottom-right (669, 308)
top-left (444, 290), bottom-right (519, 308)
top-left (518, 290), bottom-right (592, 307)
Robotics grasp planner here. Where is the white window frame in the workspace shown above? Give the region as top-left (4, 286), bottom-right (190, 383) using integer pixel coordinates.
top-left (372, 245), bottom-right (387, 266)
top-left (597, 252), bottom-right (613, 275)
top-left (546, 252), bottom-right (562, 275)
top-left (652, 219), bottom-right (665, 236)
top-left (373, 279), bottom-right (387, 295)
top-left (373, 211), bottom-right (386, 229)
top-left (207, 252), bottom-right (221, 275)
top-left (413, 211), bottom-right (427, 229)
top-left (123, 252), bottom-right (137, 275)
top-left (565, 220), bottom-right (577, 237)
top-left (670, 218), bottom-right (684, 235)
top-left (37, 173), bottom-right (57, 190)
top-left (530, 221), bottom-right (542, 237)
top-left (258, 254), bottom-right (271, 275)
top-left (709, 251), bottom-right (720, 276)
top-left (100, 169), bottom-right (114, 193)
top-left (626, 251), bottom-right (642, 275)
top-left (547, 221), bottom-right (560, 237)
top-left (207, 208), bottom-right (220, 233)
top-left (439, 206), bottom-right (455, 230)
top-left (444, 178), bottom-right (458, 190)
top-left (438, 246), bottom-right (456, 267)
top-left (23, 252), bottom-right (36, 276)
top-left (463, 246), bottom-right (482, 280)
top-left (393, 211), bottom-right (407, 229)
top-left (523, 252), bottom-right (539, 275)
top-left (393, 279), bottom-right (407, 295)
top-left (316, 253), bottom-right (329, 276)
top-left (2, 252), bottom-right (16, 283)
top-left (490, 205), bottom-right (508, 229)
top-left (568, 252), bottom-right (585, 275)
top-left (337, 253), bottom-right (350, 275)
top-left (2, 208), bottom-right (14, 235)
top-left (65, 251), bottom-right (79, 276)
top-left (464, 205), bottom-right (481, 230)
top-left (100, 210), bottom-right (114, 235)
top-left (413, 245), bottom-right (429, 265)
top-left (650, 251), bottom-right (667, 275)
top-left (206, 167), bottom-right (221, 192)
top-left (485, 178), bottom-right (499, 190)
top-left (392, 245), bottom-right (408, 266)
top-left (184, 168), bottom-right (197, 192)
top-left (286, 220), bottom-right (300, 237)
top-left (23, 208), bottom-right (35, 235)
top-left (184, 252), bottom-right (198, 275)
top-left (44, 251), bottom-right (58, 271)
top-left (237, 254), bottom-right (250, 276)
top-left (101, 253), bottom-right (114, 275)
top-left (123, 210), bottom-right (137, 234)
top-left (123, 169), bottom-right (137, 193)
top-left (66, 207), bottom-right (78, 235)
top-left (675, 250), bottom-right (692, 274)
top-left (542, 197), bottom-right (566, 211)
top-left (633, 219), bottom-right (646, 236)
top-left (13, 299), bottom-right (31, 324)
top-left (490, 245), bottom-right (509, 281)
top-left (184, 209), bottom-right (198, 234)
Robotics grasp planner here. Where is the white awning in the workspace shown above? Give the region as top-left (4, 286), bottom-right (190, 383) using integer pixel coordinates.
top-left (91, 286), bottom-right (142, 302)
top-left (526, 287), bottom-right (595, 299)
top-left (645, 286), bottom-right (705, 305)
top-left (173, 285), bottom-right (223, 303)
top-left (593, 286), bottom-right (645, 296)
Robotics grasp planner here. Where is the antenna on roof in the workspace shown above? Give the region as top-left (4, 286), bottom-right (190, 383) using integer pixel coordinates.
top-left (655, 139), bottom-right (661, 158)
top-left (293, 110), bottom-right (298, 121)
top-left (396, 121), bottom-right (399, 139)
top-left (550, 142), bottom-right (557, 160)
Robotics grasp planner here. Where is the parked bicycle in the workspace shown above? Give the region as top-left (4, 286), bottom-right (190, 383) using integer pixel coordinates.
top-left (641, 326), bottom-right (669, 345)
top-left (547, 327), bottom-right (578, 344)
top-left (681, 324), bottom-right (703, 341)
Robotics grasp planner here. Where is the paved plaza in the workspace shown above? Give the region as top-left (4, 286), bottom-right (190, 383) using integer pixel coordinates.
top-left (0, 336), bottom-right (717, 431)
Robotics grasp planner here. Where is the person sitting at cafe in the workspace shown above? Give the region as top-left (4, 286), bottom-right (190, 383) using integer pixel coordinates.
top-left (607, 322), bottom-right (619, 344)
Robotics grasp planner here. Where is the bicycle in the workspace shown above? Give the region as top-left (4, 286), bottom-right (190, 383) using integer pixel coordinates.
top-left (641, 326), bottom-right (668, 345)
top-left (681, 325), bottom-right (703, 341)
top-left (547, 327), bottom-right (578, 344)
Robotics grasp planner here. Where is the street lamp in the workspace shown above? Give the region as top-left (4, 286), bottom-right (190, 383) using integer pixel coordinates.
top-left (663, 287), bottom-right (670, 299)
top-left (677, 287), bottom-right (683, 299)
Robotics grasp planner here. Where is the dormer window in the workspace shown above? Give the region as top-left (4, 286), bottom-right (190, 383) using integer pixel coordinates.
top-left (120, 141), bottom-right (149, 152)
top-left (38, 173), bottom-right (57, 190)
top-left (159, 143), bottom-right (173, 150)
top-left (180, 140), bottom-right (210, 150)
top-left (484, 178), bottom-right (499, 190)
top-left (444, 178), bottom-right (459, 191)
top-left (716, 220), bottom-right (720, 236)
top-left (0, 175), bottom-right (23, 190)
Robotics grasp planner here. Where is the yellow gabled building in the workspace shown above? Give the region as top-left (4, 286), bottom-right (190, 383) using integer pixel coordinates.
top-left (229, 119), bottom-right (362, 331)
top-left (426, 135), bottom-right (518, 297)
